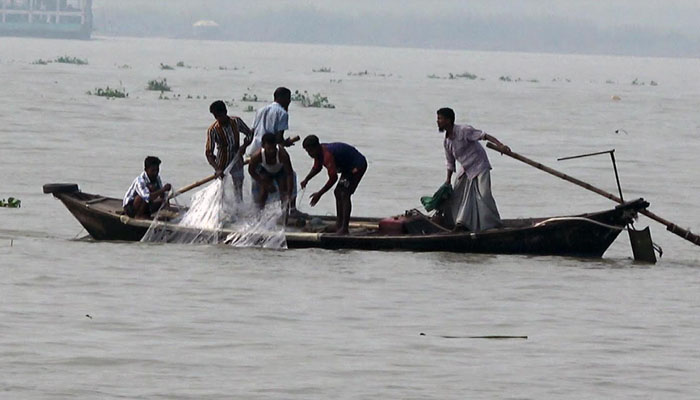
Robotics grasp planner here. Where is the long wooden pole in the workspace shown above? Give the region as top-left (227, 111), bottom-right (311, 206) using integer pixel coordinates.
top-left (486, 142), bottom-right (700, 246)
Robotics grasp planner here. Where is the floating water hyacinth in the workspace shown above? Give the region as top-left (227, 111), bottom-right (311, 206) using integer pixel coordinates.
top-left (241, 93), bottom-right (260, 102)
top-left (147, 78), bottom-right (171, 91)
top-left (428, 72), bottom-right (478, 80)
top-left (160, 63), bottom-right (175, 70)
top-left (0, 197), bottom-right (21, 208)
top-left (55, 55), bottom-right (87, 65)
top-left (87, 86), bottom-right (128, 98)
top-left (312, 67), bottom-right (332, 73)
top-left (291, 90), bottom-right (335, 108)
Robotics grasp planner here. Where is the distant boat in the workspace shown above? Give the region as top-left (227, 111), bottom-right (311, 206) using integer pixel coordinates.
top-left (1, 0), bottom-right (92, 40)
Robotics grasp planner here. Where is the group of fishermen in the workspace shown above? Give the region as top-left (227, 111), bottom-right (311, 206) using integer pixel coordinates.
top-left (123, 87), bottom-right (510, 235)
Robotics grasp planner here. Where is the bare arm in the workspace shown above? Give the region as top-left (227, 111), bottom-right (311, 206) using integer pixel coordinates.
top-left (316, 170), bottom-right (338, 198)
top-left (301, 162), bottom-right (323, 189)
top-left (280, 149), bottom-right (295, 197)
top-left (445, 170), bottom-right (454, 186)
top-left (205, 129), bottom-right (220, 173)
top-left (247, 151), bottom-right (264, 182)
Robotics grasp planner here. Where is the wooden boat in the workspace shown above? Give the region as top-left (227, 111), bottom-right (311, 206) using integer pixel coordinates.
top-left (43, 183), bottom-right (650, 258)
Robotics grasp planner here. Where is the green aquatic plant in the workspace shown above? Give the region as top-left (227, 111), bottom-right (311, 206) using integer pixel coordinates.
top-left (160, 63), bottom-right (175, 70)
top-left (176, 61), bottom-right (186, 67)
top-left (0, 197), bottom-right (21, 208)
top-left (32, 59), bottom-right (51, 65)
top-left (499, 76), bottom-right (512, 82)
top-left (451, 72), bottom-right (477, 80)
top-left (313, 67), bottom-right (332, 73)
top-left (55, 55), bottom-right (87, 65)
top-left (347, 70), bottom-right (392, 78)
top-left (241, 93), bottom-right (259, 102)
top-left (87, 86), bottom-right (128, 98)
top-left (291, 90), bottom-right (335, 109)
top-left (117, 64), bottom-right (131, 69)
top-left (147, 78), bottom-right (171, 92)
top-left (244, 105), bottom-right (255, 112)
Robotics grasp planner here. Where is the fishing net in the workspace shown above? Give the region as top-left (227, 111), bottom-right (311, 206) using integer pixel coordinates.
top-left (141, 165), bottom-right (288, 249)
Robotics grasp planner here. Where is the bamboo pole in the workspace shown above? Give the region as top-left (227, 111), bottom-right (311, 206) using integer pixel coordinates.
top-left (486, 142), bottom-right (700, 246)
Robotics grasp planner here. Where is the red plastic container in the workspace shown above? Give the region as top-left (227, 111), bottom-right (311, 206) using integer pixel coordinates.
top-left (378, 216), bottom-right (407, 234)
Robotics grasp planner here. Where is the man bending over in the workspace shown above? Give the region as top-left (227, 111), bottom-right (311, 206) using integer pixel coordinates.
top-left (300, 135), bottom-right (367, 235)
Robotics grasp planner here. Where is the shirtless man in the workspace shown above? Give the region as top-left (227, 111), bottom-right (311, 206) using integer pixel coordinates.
top-left (247, 133), bottom-right (295, 208)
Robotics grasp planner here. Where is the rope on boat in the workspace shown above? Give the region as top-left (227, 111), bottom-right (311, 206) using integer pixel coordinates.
top-left (533, 217), bottom-right (625, 231)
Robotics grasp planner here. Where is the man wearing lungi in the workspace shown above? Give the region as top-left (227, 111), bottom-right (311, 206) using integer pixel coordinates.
top-left (437, 107), bottom-right (509, 231)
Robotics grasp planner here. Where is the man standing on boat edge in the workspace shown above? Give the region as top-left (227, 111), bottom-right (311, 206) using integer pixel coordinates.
top-left (207, 100), bottom-right (252, 202)
top-left (437, 107), bottom-right (508, 231)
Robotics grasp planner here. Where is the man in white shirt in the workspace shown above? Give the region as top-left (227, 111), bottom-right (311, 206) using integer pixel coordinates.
top-left (249, 87), bottom-right (300, 212)
top-left (248, 87), bottom-right (294, 156)
top-left (437, 107), bottom-right (509, 231)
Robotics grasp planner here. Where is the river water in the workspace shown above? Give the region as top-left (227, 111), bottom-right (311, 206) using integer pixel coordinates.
top-left (1, 36), bottom-right (699, 399)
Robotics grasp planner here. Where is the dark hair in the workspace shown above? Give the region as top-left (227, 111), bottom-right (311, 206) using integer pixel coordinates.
top-left (274, 87), bottom-right (291, 101)
top-left (261, 133), bottom-right (277, 145)
top-left (144, 156), bottom-right (161, 169)
top-left (209, 100), bottom-right (227, 115)
top-left (437, 107), bottom-right (455, 124)
top-left (302, 135), bottom-right (320, 149)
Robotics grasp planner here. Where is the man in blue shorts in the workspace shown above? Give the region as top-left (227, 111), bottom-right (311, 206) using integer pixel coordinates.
top-left (300, 135), bottom-right (367, 234)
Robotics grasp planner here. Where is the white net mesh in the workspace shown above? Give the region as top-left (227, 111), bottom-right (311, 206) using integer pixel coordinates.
top-left (141, 167), bottom-right (288, 248)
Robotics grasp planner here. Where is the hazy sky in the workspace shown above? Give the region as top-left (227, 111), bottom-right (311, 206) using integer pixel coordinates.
top-left (93, 1), bottom-right (700, 57)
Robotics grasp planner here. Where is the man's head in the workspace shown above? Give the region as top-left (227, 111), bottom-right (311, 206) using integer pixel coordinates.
top-left (144, 156), bottom-right (162, 181)
top-left (261, 133), bottom-right (277, 152)
top-left (209, 100), bottom-right (228, 125)
top-left (274, 87), bottom-right (292, 111)
top-left (437, 107), bottom-right (455, 132)
top-left (302, 135), bottom-right (322, 158)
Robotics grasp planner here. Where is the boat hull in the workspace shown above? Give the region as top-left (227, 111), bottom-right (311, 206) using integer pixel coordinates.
top-left (46, 186), bottom-right (647, 258)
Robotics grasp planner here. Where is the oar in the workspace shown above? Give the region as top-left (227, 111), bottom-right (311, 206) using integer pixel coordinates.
top-left (169, 174), bottom-right (217, 200)
top-left (486, 142), bottom-right (700, 246)
top-left (169, 135), bottom-right (301, 200)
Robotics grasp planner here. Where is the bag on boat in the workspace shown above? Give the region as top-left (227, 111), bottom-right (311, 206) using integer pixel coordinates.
top-left (420, 183), bottom-right (453, 212)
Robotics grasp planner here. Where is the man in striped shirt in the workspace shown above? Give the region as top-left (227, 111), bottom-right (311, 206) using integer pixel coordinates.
top-left (206, 100), bottom-right (252, 202)
top-left (123, 156), bottom-right (172, 219)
